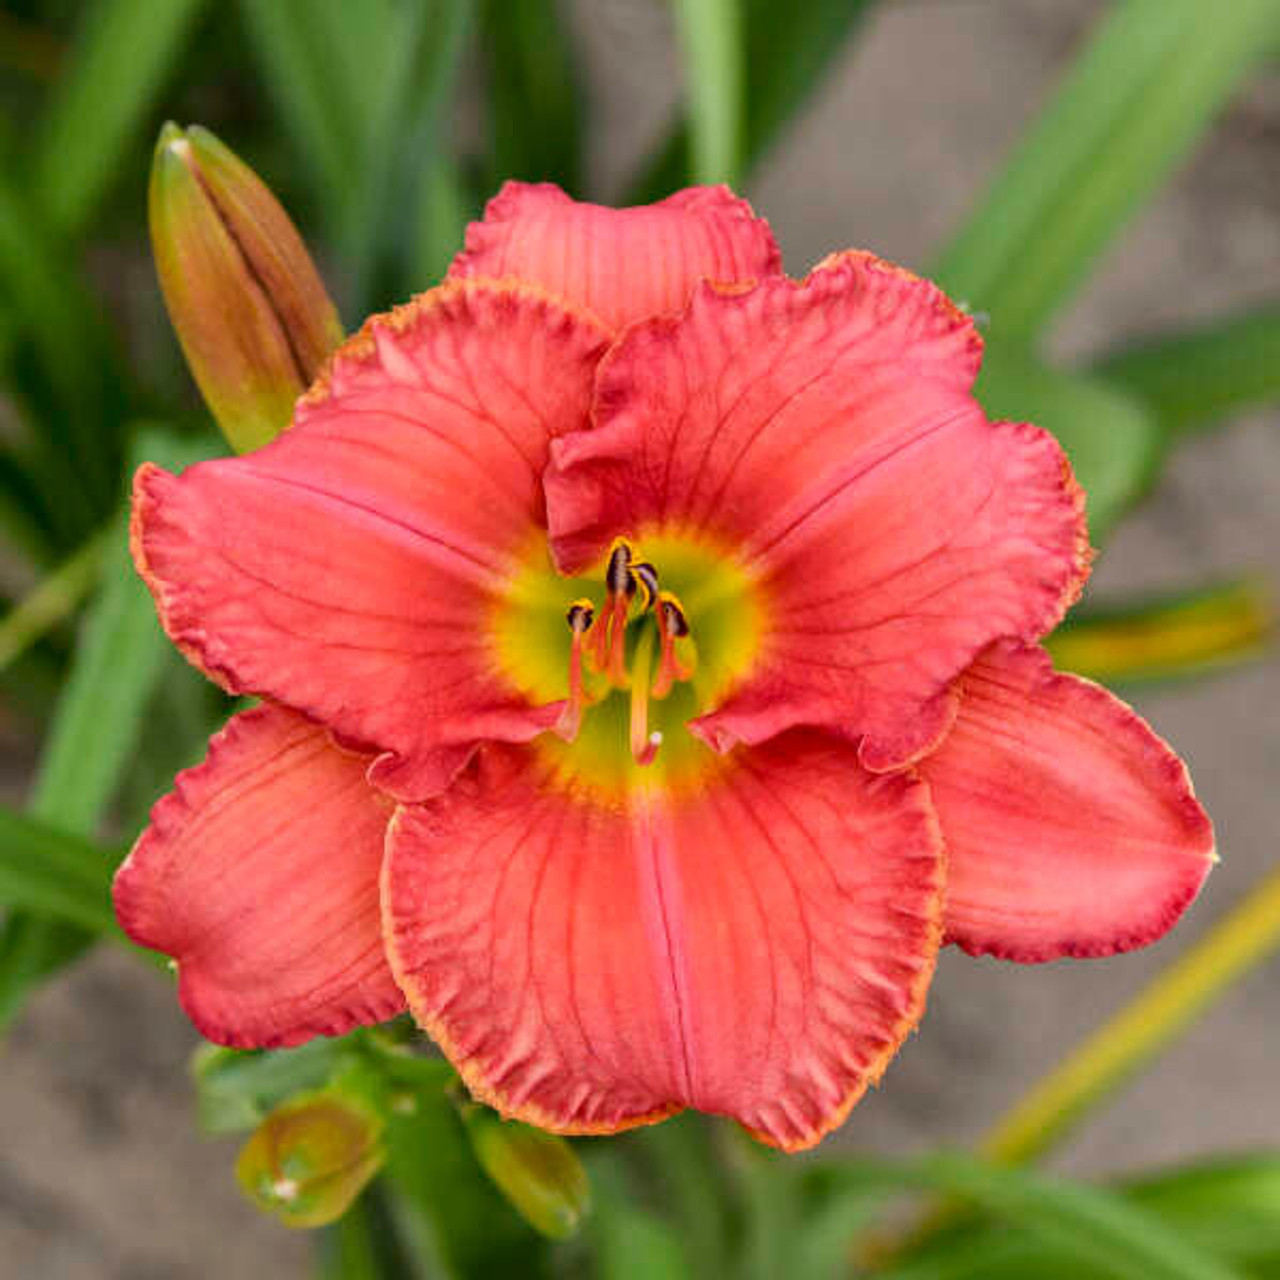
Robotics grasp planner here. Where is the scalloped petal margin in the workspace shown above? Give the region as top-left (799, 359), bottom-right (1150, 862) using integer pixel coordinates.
top-left (383, 731), bottom-right (943, 1152)
top-left (114, 704), bottom-right (404, 1047)
top-left (545, 255), bottom-right (1088, 771)
top-left (921, 641), bottom-right (1214, 961)
top-left (132, 280), bottom-right (612, 802)
top-left (448, 181), bottom-right (782, 330)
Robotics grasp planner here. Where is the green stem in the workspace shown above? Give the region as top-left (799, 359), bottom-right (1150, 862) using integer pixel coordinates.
top-left (982, 862), bottom-right (1280, 1165)
top-left (0, 527), bottom-right (107, 672)
top-left (633, 1117), bottom-right (737, 1275)
top-left (931, 0), bottom-right (1280, 343)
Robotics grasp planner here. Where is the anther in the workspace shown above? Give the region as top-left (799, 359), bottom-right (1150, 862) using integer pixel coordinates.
top-left (661, 596), bottom-right (689, 638)
top-left (566, 601), bottom-right (594, 634)
top-left (605, 539), bottom-right (634, 597)
top-left (632, 562), bottom-right (659, 611)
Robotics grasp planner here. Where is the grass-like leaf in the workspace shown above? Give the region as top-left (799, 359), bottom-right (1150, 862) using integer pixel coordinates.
top-left (809, 1151), bottom-right (1243, 1280)
top-left (1047, 578), bottom-right (1272, 686)
top-left (1092, 305), bottom-right (1280, 437)
top-left (0, 168), bottom-right (122, 535)
top-left (1125, 1154), bottom-right (1280, 1264)
top-left (235, 0), bottom-right (366, 222)
top-left (0, 425), bottom-right (218, 1028)
top-left (0, 806), bottom-right (116, 935)
top-left (671, 0), bottom-right (744, 185)
top-left (0, 531), bottom-right (107, 672)
top-left (932, 0), bottom-right (1280, 343)
top-left (35, 0), bottom-right (208, 235)
top-left (856, 1154), bottom-right (1280, 1280)
top-left (628, 0), bottom-right (874, 201)
top-left (480, 0), bottom-right (581, 193)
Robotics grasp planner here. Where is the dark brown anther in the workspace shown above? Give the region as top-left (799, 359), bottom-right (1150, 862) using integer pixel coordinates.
top-left (605, 540), bottom-right (634, 597)
top-left (632, 563), bottom-right (659, 611)
top-left (660, 596), bottom-right (689, 637)
top-left (566, 601), bottom-right (595, 634)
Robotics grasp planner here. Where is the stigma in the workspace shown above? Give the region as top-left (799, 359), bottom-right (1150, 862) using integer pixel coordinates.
top-left (556, 538), bottom-right (698, 764)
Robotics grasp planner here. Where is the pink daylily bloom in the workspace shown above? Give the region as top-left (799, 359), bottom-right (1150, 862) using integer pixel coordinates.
top-left (115, 183), bottom-right (1214, 1151)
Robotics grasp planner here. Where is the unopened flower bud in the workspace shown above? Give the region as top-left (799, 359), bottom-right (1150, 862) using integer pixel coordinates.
top-left (235, 1090), bottom-right (384, 1229)
top-left (149, 122), bottom-right (343, 453)
top-left (462, 1105), bottom-right (590, 1239)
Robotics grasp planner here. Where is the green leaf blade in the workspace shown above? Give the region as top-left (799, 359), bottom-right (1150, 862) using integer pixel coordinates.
top-left (1092, 305), bottom-right (1280, 436)
top-left (976, 342), bottom-right (1162, 542)
top-left (811, 1152), bottom-right (1245, 1280)
top-left (1047, 578), bottom-right (1273, 686)
top-left (37, 0), bottom-right (209, 235)
top-left (671, 0), bottom-right (744, 185)
top-left (480, 0), bottom-right (582, 193)
top-left (933, 0), bottom-right (1280, 342)
top-left (0, 426), bottom-right (219, 1028)
top-left (0, 806), bottom-right (116, 934)
top-left (630, 0), bottom-right (872, 200)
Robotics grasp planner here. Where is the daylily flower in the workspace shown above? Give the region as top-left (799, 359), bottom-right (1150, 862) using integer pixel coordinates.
top-left (116, 182), bottom-right (1214, 1151)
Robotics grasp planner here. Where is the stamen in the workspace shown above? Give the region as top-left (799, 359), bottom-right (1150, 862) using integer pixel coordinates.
top-left (555, 599), bottom-right (595, 741)
top-left (628, 624), bottom-right (661, 766)
top-left (585, 599), bottom-right (612, 671)
top-left (652, 591), bottom-right (697, 699)
top-left (587, 538), bottom-right (640, 685)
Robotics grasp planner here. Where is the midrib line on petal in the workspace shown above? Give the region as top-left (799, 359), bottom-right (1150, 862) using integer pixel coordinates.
top-left (236, 463), bottom-right (511, 582)
top-left (738, 403), bottom-right (973, 569)
top-left (633, 792), bottom-right (696, 1105)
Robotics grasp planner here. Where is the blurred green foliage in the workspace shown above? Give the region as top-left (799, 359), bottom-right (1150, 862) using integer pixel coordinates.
top-left (1, 1), bottom-right (1279, 1277)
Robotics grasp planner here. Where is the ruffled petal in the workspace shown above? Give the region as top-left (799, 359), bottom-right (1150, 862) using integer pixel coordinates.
top-left (133, 280), bottom-right (611, 801)
top-left (919, 641), bottom-right (1215, 961)
top-left (113, 704), bottom-right (404, 1047)
top-left (383, 732), bottom-right (943, 1152)
top-left (447, 181), bottom-right (782, 331)
top-left (545, 255), bottom-right (1088, 768)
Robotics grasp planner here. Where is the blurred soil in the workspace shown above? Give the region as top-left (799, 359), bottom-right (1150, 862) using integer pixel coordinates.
top-left (2, 2), bottom-right (1277, 1275)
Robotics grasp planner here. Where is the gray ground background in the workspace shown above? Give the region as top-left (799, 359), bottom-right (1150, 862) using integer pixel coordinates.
top-left (2, 1), bottom-right (1277, 1275)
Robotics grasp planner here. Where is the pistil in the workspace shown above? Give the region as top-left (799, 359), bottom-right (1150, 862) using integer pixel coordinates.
top-left (628, 624), bottom-right (661, 766)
